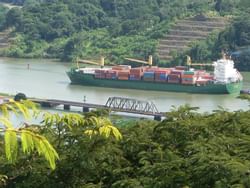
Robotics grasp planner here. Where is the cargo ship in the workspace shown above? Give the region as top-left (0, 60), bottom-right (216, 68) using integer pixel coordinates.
top-left (67, 55), bottom-right (243, 94)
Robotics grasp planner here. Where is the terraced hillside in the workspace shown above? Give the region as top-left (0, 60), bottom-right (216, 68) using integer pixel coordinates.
top-left (0, 29), bottom-right (13, 50)
top-left (157, 15), bottom-right (228, 61)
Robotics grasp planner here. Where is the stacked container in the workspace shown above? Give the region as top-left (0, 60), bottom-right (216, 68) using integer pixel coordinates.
top-left (118, 70), bottom-right (130, 80)
top-left (130, 68), bottom-right (143, 80)
top-left (155, 69), bottom-right (171, 82)
top-left (112, 65), bottom-right (131, 71)
top-left (200, 72), bottom-right (214, 80)
top-left (196, 78), bottom-right (209, 85)
top-left (106, 70), bottom-right (117, 79)
top-left (143, 71), bottom-right (155, 81)
top-left (181, 70), bottom-right (197, 85)
top-left (145, 66), bottom-right (159, 72)
top-left (168, 69), bottom-right (183, 83)
top-left (175, 66), bottom-right (188, 71)
top-left (94, 69), bottom-right (106, 79)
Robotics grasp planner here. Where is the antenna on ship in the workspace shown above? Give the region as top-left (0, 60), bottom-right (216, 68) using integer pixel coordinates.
top-left (76, 56), bottom-right (105, 68)
top-left (125, 55), bottom-right (153, 67)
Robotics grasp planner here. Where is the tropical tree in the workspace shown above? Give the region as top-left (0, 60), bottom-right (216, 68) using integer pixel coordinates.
top-left (0, 98), bottom-right (59, 186)
top-left (0, 104), bottom-right (122, 187)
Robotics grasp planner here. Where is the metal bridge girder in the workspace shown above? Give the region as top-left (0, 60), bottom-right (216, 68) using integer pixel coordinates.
top-left (105, 97), bottom-right (159, 114)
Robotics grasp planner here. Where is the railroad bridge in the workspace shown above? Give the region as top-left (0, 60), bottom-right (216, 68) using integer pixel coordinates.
top-left (31, 97), bottom-right (165, 121)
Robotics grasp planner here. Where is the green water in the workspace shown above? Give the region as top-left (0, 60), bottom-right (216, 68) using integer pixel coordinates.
top-left (0, 57), bottom-right (249, 113)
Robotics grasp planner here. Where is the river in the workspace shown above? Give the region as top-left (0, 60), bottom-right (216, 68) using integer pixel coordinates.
top-left (0, 57), bottom-right (249, 113)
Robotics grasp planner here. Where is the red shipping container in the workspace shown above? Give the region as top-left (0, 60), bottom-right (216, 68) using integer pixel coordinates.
top-left (175, 66), bottom-right (187, 70)
top-left (118, 76), bottom-right (129, 80)
top-left (112, 65), bottom-right (131, 71)
top-left (95, 69), bottom-right (106, 74)
top-left (182, 74), bottom-right (195, 78)
top-left (171, 70), bottom-right (183, 75)
top-left (145, 66), bottom-right (159, 72)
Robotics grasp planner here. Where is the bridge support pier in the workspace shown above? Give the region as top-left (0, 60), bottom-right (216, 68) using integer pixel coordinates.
top-left (41, 102), bottom-right (52, 108)
top-left (64, 105), bottom-right (70, 110)
top-left (83, 107), bottom-right (89, 112)
top-left (154, 115), bottom-right (162, 121)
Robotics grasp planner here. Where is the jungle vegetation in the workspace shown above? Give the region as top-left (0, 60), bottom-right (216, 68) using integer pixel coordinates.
top-left (0, 0), bottom-right (250, 69)
top-left (0, 98), bottom-right (122, 187)
top-left (1, 101), bottom-right (250, 187)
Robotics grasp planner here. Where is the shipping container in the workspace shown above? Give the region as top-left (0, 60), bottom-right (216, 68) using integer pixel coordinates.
top-left (129, 74), bottom-right (141, 80)
top-left (183, 71), bottom-right (195, 75)
top-left (105, 73), bottom-right (117, 79)
top-left (112, 65), bottom-right (131, 70)
top-left (143, 71), bottom-right (155, 78)
top-left (155, 73), bottom-right (168, 81)
top-left (168, 74), bottom-right (181, 83)
top-left (145, 66), bottom-right (159, 72)
top-left (175, 66), bottom-right (188, 70)
top-left (196, 78), bottom-right (209, 85)
top-left (118, 70), bottom-right (130, 77)
top-left (118, 76), bottom-right (129, 80)
top-left (95, 69), bottom-right (106, 74)
top-left (171, 70), bottom-right (184, 75)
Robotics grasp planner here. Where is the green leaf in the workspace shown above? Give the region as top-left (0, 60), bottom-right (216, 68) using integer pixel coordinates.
top-left (21, 130), bottom-right (59, 170)
top-left (13, 100), bottom-right (31, 119)
top-left (4, 129), bottom-right (18, 163)
top-left (0, 117), bottom-right (13, 128)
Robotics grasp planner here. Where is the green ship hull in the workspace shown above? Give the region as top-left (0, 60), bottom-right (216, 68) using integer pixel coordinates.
top-left (67, 70), bottom-right (243, 94)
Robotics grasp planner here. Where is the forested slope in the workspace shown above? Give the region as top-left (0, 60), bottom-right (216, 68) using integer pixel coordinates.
top-left (0, 0), bottom-right (250, 69)
top-left (157, 15), bottom-right (228, 61)
top-left (0, 1), bottom-right (223, 62)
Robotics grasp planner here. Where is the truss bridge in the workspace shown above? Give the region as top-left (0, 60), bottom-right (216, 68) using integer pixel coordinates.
top-left (31, 97), bottom-right (165, 121)
top-left (105, 97), bottom-right (160, 115)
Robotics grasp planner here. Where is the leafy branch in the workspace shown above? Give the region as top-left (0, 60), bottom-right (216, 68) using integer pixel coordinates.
top-left (0, 99), bottom-right (59, 170)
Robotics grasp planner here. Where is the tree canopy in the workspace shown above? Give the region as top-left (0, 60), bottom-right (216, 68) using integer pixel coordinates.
top-left (1, 0), bottom-right (250, 69)
top-left (0, 0), bottom-right (220, 62)
top-left (1, 104), bottom-right (250, 187)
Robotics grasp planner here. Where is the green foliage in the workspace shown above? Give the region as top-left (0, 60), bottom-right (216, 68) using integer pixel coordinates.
top-left (214, 0), bottom-right (240, 14)
top-left (0, 5), bottom-right (8, 30)
top-left (1, 0), bottom-right (218, 62)
top-left (0, 0), bottom-right (25, 5)
top-left (1, 103), bottom-right (250, 187)
top-left (0, 99), bottom-right (59, 169)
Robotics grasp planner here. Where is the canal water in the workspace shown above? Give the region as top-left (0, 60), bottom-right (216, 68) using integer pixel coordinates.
top-left (0, 57), bottom-right (249, 113)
